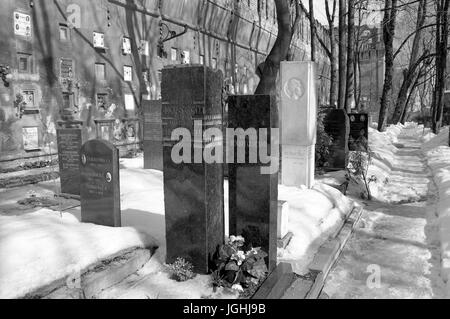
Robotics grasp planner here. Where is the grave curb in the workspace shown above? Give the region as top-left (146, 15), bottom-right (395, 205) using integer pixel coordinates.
top-left (282, 204), bottom-right (364, 299)
top-left (0, 166), bottom-right (59, 189)
top-left (23, 247), bottom-right (155, 299)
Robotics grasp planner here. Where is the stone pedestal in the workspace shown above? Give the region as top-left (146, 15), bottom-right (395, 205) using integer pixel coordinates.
top-left (80, 140), bottom-right (121, 227)
top-left (228, 95), bottom-right (278, 272)
top-left (57, 120), bottom-right (83, 196)
top-left (162, 65), bottom-right (224, 275)
top-left (143, 100), bottom-right (163, 170)
top-left (280, 61), bottom-right (317, 189)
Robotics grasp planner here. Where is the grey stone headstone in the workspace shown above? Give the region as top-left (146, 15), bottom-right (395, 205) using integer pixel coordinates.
top-left (57, 128), bottom-right (83, 196)
top-left (162, 65), bottom-right (224, 274)
top-left (143, 100), bottom-right (163, 171)
top-left (80, 139), bottom-right (121, 227)
top-left (227, 95), bottom-right (279, 272)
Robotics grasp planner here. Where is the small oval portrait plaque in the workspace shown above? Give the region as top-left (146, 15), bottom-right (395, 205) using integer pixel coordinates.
top-left (283, 77), bottom-right (305, 101)
top-left (105, 172), bottom-right (112, 183)
top-left (81, 154), bottom-right (87, 165)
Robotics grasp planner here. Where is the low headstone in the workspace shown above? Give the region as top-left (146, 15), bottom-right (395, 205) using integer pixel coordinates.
top-left (57, 121), bottom-right (83, 196)
top-left (280, 61), bottom-right (317, 189)
top-left (80, 139), bottom-right (121, 227)
top-left (162, 65), bottom-right (224, 274)
top-left (324, 109), bottom-right (350, 171)
top-left (228, 95), bottom-right (279, 272)
top-left (143, 100), bottom-right (163, 170)
top-left (348, 113), bottom-right (369, 151)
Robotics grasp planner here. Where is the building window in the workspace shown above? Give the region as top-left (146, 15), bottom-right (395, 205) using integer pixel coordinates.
top-left (182, 50), bottom-right (190, 64)
top-left (62, 93), bottom-right (74, 110)
top-left (59, 24), bottom-right (70, 41)
top-left (212, 58), bottom-right (218, 69)
top-left (18, 53), bottom-right (33, 74)
top-left (60, 58), bottom-right (74, 78)
top-left (171, 48), bottom-right (178, 61)
top-left (22, 90), bottom-right (36, 109)
top-left (122, 37), bottom-right (132, 55)
top-left (95, 63), bottom-right (106, 81)
top-left (199, 55), bottom-right (204, 65)
top-left (93, 32), bottom-right (105, 48)
top-left (124, 66), bottom-right (132, 82)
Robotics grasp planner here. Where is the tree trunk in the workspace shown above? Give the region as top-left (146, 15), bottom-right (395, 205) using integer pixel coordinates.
top-left (391, 0), bottom-right (427, 124)
top-left (255, 0), bottom-right (292, 96)
top-left (432, 0), bottom-right (450, 133)
top-left (338, 0), bottom-right (347, 109)
top-left (345, 0), bottom-right (356, 112)
top-left (326, 0), bottom-right (338, 108)
top-left (309, 0), bottom-right (316, 61)
top-left (378, 0), bottom-right (398, 132)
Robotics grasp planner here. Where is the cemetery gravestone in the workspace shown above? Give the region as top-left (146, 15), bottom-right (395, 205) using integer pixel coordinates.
top-left (324, 109), bottom-right (350, 171)
top-left (228, 95), bottom-right (278, 272)
top-left (57, 121), bottom-right (83, 196)
top-left (348, 113), bottom-right (369, 151)
top-left (162, 65), bottom-right (224, 274)
top-left (280, 61), bottom-right (317, 189)
top-left (80, 139), bottom-right (121, 227)
top-left (143, 100), bottom-right (163, 170)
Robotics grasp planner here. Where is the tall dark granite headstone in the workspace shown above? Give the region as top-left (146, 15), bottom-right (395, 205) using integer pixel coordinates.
top-left (228, 95), bottom-right (279, 272)
top-left (324, 109), bottom-right (350, 171)
top-left (143, 100), bottom-right (163, 171)
top-left (162, 65), bottom-right (224, 274)
top-left (80, 140), bottom-right (121, 227)
top-left (57, 121), bottom-right (83, 196)
top-left (348, 113), bottom-right (369, 151)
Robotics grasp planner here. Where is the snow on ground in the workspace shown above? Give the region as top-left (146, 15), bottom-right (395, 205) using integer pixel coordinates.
top-left (0, 152), bottom-right (354, 299)
top-left (0, 209), bottom-right (157, 299)
top-left (420, 126), bottom-right (450, 296)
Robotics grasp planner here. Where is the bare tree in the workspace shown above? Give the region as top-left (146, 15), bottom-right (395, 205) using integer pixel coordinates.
top-left (338, 0), bottom-right (347, 109)
top-left (378, 0), bottom-right (398, 132)
top-left (391, 0), bottom-right (428, 124)
top-left (309, 0), bottom-right (316, 61)
top-left (345, 0), bottom-right (356, 112)
top-left (431, 0), bottom-right (450, 133)
top-left (255, 0), bottom-right (293, 96)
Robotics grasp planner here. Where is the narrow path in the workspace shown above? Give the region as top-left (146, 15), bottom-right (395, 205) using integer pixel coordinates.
top-left (322, 127), bottom-right (445, 299)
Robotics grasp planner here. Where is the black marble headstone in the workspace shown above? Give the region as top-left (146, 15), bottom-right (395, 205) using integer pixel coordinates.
top-left (324, 109), bottom-right (350, 171)
top-left (57, 128), bottom-right (82, 196)
top-left (162, 65), bottom-right (224, 274)
top-left (228, 95), bottom-right (279, 273)
top-left (80, 140), bottom-right (121, 227)
top-left (348, 113), bottom-right (369, 151)
top-left (143, 100), bottom-right (163, 171)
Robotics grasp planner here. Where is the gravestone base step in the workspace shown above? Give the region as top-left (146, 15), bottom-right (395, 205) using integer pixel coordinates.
top-left (24, 247), bottom-right (155, 299)
top-left (251, 263), bottom-right (296, 299)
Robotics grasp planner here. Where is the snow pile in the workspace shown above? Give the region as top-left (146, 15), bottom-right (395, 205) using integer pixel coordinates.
top-left (0, 209), bottom-right (157, 299)
top-left (421, 126), bottom-right (450, 296)
top-left (278, 183), bottom-right (354, 274)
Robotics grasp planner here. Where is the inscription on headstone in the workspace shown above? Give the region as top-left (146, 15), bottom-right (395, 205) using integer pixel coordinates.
top-left (348, 113), bottom-right (369, 151)
top-left (80, 140), bottom-right (121, 227)
top-left (143, 100), bottom-right (163, 170)
top-left (228, 95), bottom-right (278, 272)
top-left (324, 109), bottom-right (350, 171)
top-left (162, 65), bottom-right (224, 274)
top-left (57, 128), bottom-right (82, 196)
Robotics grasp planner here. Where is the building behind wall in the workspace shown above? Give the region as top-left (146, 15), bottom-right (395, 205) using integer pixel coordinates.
top-left (0, 0), bottom-right (331, 170)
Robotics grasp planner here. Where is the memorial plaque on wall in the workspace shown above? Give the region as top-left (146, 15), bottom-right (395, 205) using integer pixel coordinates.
top-left (348, 113), bottom-right (369, 151)
top-left (162, 65), bottom-right (224, 275)
top-left (324, 109), bottom-right (350, 171)
top-left (80, 140), bottom-right (121, 227)
top-left (143, 100), bottom-right (163, 171)
top-left (228, 95), bottom-right (279, 272)
top-left (57, 129), bottom-right (82, 196)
